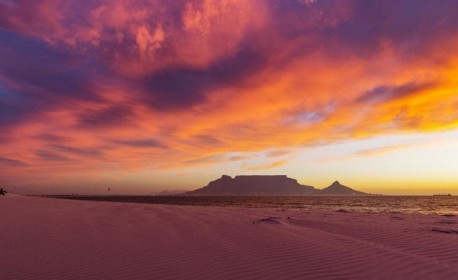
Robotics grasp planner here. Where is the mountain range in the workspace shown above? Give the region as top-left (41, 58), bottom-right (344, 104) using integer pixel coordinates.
top-left (185, 175), bottom-right (367, 196)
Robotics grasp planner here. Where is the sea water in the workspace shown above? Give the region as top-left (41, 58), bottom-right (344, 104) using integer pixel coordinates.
top-left (55, 195), bottom-right (458, 215)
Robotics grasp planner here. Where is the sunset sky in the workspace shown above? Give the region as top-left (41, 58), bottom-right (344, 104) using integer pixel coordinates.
top-left (1, 0), bottom-right (458, 195)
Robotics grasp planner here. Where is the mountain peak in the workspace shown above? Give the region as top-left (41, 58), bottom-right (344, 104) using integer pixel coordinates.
top-left (321, 180), bottom-right (366, 195)
top-left (220, 175), bottom-right (232, 180)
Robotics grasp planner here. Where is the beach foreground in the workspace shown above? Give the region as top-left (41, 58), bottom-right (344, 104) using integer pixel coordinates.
top-left (1, 195), bottom-right (458, 279)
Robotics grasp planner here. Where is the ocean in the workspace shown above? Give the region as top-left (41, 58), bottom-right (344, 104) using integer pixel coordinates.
top-left (49, 195), bottom-right (458, 215)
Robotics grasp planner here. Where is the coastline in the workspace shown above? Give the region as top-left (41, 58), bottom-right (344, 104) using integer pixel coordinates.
top-left (1, 195), bottom-right (458, 279)
top-left (43, 194), bottom-right (458, 215)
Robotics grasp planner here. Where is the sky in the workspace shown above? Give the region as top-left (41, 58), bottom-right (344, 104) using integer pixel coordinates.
top-left (1, 0), bottom-right (458, 195)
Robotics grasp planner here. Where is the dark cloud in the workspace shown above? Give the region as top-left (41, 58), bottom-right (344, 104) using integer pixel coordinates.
top-left (0, 33), bottom-right (96, 98)
top-left (380, 0), bottom-right (458, 41)
top-left (191, 135), bottom-right (223, 146)
top-left (0, 0), bottom-right (79, 35)
top-left (356, 82), bottom-right (435, 104)
top-left (268, 0), bottom-right (329, 38)
top-left (51, 144), bottom-right (104, 157)
top-left (264, 0), bottom-right (458, 60)
top-left (139, 67), bottom-right (210, 110)
top-left (34, 134), bottom-right (67, 143)
top-left (137, 44), bottom-right (268, 110)
top-left (327, 0), bottom-right (458, 57)
top-left (77, 105), bottom-right (134, 128)
top-left (35, 150), bottom-right (71, 162)
top-left (0, 83), bottom-right (41, 127)
top-left (0, 157), bottom-right (28, 167)
top-left (0, 31), bottom-right (104, 127)
top-left (112, 139), bottom-right (166, 148)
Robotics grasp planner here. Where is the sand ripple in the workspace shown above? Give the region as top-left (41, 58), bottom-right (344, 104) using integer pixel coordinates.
top-left (1, 195), bottom-right (458, 279)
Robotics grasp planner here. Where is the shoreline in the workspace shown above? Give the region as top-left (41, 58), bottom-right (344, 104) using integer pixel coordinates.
top-left (38, 194), bottom-right (458, 216)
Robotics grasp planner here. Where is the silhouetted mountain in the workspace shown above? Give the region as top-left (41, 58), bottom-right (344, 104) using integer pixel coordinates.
top-left (320, 181), bottom-right (366, 196)
top-left (186, 175), bottom-right (318, 196)
top-left (185, 176), bottom-right (367, 196)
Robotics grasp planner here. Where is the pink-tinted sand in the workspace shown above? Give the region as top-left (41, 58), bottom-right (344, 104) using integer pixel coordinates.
top-left (1, 195), bottom-right (458, 279)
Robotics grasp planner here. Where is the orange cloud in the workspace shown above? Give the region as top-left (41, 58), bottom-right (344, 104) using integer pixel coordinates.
top-left (2, 1), bottom-right (458, 192)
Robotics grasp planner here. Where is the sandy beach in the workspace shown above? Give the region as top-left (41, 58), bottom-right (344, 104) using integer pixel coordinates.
top-left (1, 195), bottom-right (458, 280)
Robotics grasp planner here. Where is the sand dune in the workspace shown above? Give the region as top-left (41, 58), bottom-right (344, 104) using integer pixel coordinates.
top-left (1, 195), bottom-right (458, 279)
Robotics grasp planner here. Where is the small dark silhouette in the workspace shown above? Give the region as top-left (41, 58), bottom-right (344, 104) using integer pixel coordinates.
top-left (0, 188), bottom-right (7, 196)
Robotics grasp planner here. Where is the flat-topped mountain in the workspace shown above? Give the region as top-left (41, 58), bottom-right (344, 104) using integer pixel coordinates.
top-left (185, 175), bottom-right (367, 196)
top-left (186, 175), bottom-right (317, 196)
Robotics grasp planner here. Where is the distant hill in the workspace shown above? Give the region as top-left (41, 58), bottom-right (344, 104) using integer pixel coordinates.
top-left (184, 175), bottom-right (367, 196)
top-left (320, 181), bottom-right (366, 196)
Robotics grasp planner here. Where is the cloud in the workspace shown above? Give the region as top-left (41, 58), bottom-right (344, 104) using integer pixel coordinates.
top-left (35, 150), bottom-right (72, 162)
top-left (112, 139), bottom-right (166, 148)
top-left (77, 105), bottom-right (134, 129)
top-left (34, 134), bottom-right (67, 143)
top-left (51, 144), bottom-right (104, 157)
top-left (0, 0), bottom-right (63, 38)
top-left (325, 0), bottom-right (458, 58)
top-left (0, 0), bottom-right (268, 76)
top-left (0, 157), bottom-right (28, 167)
top-left (0, 31), bottom-right (102, 128)
top-left (356, 82), bottom-right (436, 104)
top-left (354, 145), bottom-right (414, 158)
top-left (135, 44), bottom-right (269, 111)
top-left (246, 160), bottom-right (288, 171)
top-left (185, 154), bottom-right (226, 165)
top-left (189, 135), bottom-right (223, 146)
top-left (185, 153), bottom-right (250, 165)
top-left (1, 0), bottom-right (458, 189)
top-left (265, 150), bottom-right (292, 158)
